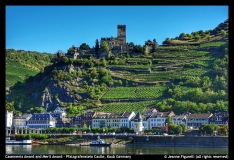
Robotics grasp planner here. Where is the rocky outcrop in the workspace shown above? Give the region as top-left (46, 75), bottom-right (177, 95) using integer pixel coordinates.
top-left (40, 86), bottom-right (60, 111)
top-left (39, 80), bottom-right (89, 111)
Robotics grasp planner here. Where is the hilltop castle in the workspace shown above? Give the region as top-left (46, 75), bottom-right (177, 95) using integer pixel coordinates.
top-left (66, 24), bottom-right (156, 59)
top-left (100, 25), bottom-right (127, 54)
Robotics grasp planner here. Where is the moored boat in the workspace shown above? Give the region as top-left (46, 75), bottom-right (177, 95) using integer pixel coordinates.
top-left (90, 136), bottom-right (112, 147)
top-left (32, 141), bottom-right (41, 145)
top-left (6, 136), bottom-right (32, 145)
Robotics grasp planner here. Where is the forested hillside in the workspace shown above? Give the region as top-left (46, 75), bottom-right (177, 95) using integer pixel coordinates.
top-left (6, 19), bottom-right (228, 117)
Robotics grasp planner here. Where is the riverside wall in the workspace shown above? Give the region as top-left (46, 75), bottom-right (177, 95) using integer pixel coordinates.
top-left (131, 136), bottom-right (229, 148)
top-left (58, 135), bottom-right (228, 148)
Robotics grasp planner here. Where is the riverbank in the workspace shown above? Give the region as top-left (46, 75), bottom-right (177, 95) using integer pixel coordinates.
top-left (34, 136), bottom-right (228, 148)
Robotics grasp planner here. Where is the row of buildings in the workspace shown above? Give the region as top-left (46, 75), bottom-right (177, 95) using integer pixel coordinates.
top-left (6, 107), bottom-right (228, 133)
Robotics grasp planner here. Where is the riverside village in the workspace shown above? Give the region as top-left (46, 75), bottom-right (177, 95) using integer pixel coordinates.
top-left (5, 22), bottom-right (229, 147)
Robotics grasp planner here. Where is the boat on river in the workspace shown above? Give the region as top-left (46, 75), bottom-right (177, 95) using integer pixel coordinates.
top-left (6, 136), bottom-right (32, 145)
top-left (90, 136), bottom-right (112, 147)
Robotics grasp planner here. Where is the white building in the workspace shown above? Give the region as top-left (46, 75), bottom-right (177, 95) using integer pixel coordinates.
top-left (119, 111), bottom-right (135, 128)
top-left (148, 111), bottom-right (175, 129)
top-left (92, 112), bottom-right (111, 128)
top-left (186, 113), bottom-right (213, 129)
top-left (27, 112), bottom-right (56, 130)
top-left (12, 113), bottom-right (32, 129)
top-left (106, 113), bottom-right (121, 129)
top-left (54, 107), bottom-right (67, 118)
top-left (6, 110), bottom-right (13, 128)
top-left (171, 113), bottom-right (187, 125)
top-left (142, 114), bottom-right (152, 130)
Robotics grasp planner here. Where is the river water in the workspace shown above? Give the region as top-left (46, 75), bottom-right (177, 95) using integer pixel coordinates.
top-left (5, 145), bottom-right (228, 155)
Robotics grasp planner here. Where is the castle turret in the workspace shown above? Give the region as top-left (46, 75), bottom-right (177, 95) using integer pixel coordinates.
top-left (133, 112), bottom-right (144, 135)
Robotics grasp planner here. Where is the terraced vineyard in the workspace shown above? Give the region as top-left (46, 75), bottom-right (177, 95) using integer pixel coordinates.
top-left (191, 56), bottom-right (215, 67)
top-left (102, 86), bottom-right (167, 100)
top-left (199, 42), bottom-right (227, 49)
top-left (109, 65), bottom-right (150, 70)
top-left (102, 87), bottom-right (136, 99)
top-left (6, 60), bottom-right (39, 88)
top-left (131, 86), bottom-right (167, 98)
top-left (99, 100), bottom-right (159, 113)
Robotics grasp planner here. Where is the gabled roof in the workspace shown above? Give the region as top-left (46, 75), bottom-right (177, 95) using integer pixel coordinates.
top-left (83, 111), bottom-right (96, 117)
top-left (211, 112), bottom-right (228, 117)
top-left (54, 107), bottom-right (66, 112)
top-left (93, 112), bottom-right (111, 119)
top-left (187, 113), bottom-right (213, 119)
top-left (13, 113), bottom-right (32, 119)
top-left (134, 112), bottom-right (142, 121)
top-left (28, 113), bottom-right (56, 121)
top-left (119, 111), bottom-right (134, 118)
top-left (149, 111), bottom-right (174, 118)
top-left (144, 108), bottom-right (158, 115)
top-left (141, 114), bottom-right (151, 121)
top-left (108, 113), bottom-right (121, 118)
top-left (171, 114), bottom-right (187, 120)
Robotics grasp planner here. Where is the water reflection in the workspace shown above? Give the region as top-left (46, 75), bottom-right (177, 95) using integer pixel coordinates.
top-left (5, 145), bottom-right (228, 155)
top-left (22, 145), bottom-right (32, 150)
top-left (90, 147), bottom-right (110, 154)
top-left (6, 145), bottom-right (32, 154)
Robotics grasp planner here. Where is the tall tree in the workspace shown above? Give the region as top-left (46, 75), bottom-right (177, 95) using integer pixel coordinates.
top-left (100, 41), bottom-right (109, 52)
top-left (165, 116), bottom-right (173, 125)
top-left (95, 39), bottom-right (99, 52)
top-left (82, 123), bottom-right (88, 132)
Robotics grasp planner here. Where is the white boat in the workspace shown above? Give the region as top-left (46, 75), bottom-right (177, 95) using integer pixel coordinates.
top-left (6, 136), bottom-right (32, 145)
top-left (90, 136), bottom-right (112, 147)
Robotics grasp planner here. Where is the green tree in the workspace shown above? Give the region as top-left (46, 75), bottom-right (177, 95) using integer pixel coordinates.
top-left (165, 116), bottom-right (173, 125)
top-left (100, 41), bottom-right (109, 52)
top-left (95, 39), bottom-right (100, 52)
top-left (90, 68), bottom-right (98, 79)
top-left (179, 33), bottom-right (186, 39)
top-left (115, 80), bottom-right (123, 86)
top-left (56, 50), bottom-right (64, 58)
top-left (71, 124), bottom-right (78, 132)
top-left (67, 45), bottom-right (75, 55)
top-left (133, 45), bottom-right (143, 53)
top-left (168, 123), bottom-right (177, 134)
top-left (175, 125), bottom-right (182, 134)
top-left (199, 124), bottom-right (217, 136)
top-left (220, 30), bottom-right (227, 37)
top-left (101, 58), bottom-right (107, 67)
top-left (80, 43), bottom-right (90, 50)
top-left (61, 56), bottom-right (69, 63)
top-left (82, 123), bottom-right (88, 132)
top-left (179, 124), bottom-right (187, 133)
top-left (217, 124), bottom-right (228, 135)
top-left (194, 34), bottom-right (201, 41)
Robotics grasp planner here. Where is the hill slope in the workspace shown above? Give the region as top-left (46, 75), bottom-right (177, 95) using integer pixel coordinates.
top-left (6, 19), bottom-right (228, 116)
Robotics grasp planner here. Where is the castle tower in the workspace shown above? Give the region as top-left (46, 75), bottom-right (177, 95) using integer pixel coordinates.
top-left (117, 25), bottom-right (126, 52)
top-left (133, 112), bottom-right (144, 135)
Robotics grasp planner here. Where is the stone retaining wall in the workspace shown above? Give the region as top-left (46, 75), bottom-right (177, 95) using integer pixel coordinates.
top-left (132, 136), bottom-right (228, 148)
